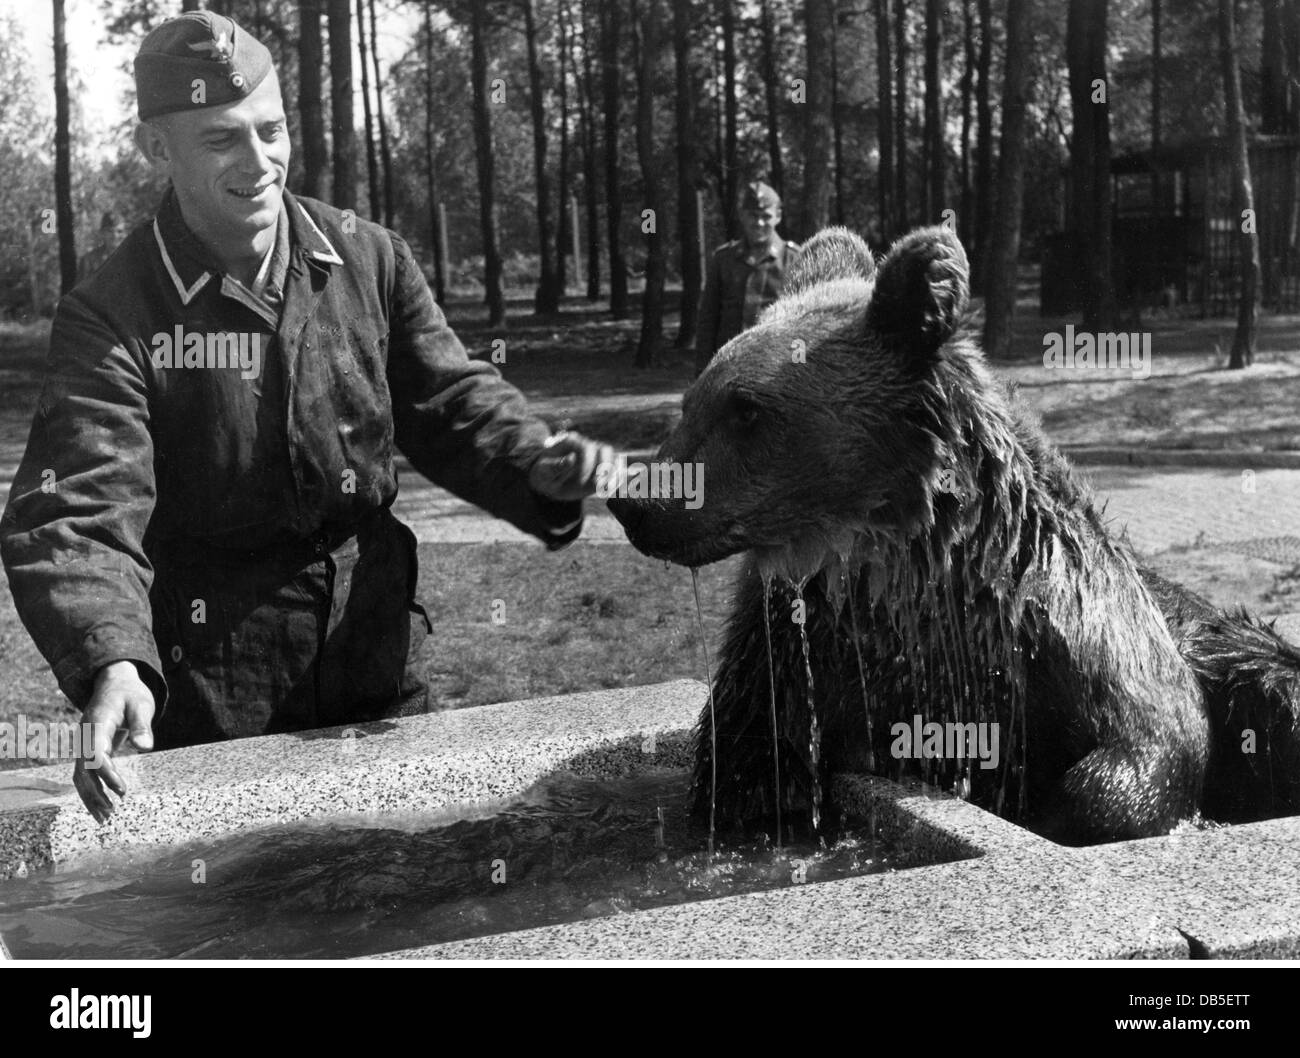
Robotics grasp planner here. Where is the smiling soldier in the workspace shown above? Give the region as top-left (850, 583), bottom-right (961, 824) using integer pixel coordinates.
top-left (0, 12), bottom-right (613, 821)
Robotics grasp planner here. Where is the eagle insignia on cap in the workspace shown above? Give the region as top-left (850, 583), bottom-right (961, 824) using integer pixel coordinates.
top-left (188, 31), bottom-right (232, 61)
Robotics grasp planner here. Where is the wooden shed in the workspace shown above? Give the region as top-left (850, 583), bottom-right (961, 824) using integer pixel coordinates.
top-left (1041, 134), bottom-right (1300, 316)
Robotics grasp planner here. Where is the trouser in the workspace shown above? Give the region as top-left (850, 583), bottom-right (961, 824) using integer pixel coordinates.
top-left (149, 507), bottom-right (432, 750)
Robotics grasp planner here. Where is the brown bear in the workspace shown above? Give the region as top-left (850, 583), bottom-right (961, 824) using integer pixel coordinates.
top-left (609, 225), bottom-right (1300, 845)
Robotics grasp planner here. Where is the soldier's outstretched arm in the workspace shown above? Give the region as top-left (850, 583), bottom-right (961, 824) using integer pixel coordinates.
top-left (384, 231), bottom-right (601, 547)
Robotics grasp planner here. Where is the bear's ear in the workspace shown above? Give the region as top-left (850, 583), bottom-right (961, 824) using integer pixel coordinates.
top-left (782, 226), bottom-right (876, 298)
top-left (866, 226), bottom-right (969, 356)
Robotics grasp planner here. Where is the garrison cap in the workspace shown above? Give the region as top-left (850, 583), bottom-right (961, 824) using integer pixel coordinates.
top-left (134, 12), bottom-right (273, 121)
top-left (740, 181), bottom-right (781, 213)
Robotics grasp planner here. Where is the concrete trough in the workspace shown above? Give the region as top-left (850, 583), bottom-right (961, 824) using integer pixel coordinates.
top-left (1, 679), bottom-right (1297, 960)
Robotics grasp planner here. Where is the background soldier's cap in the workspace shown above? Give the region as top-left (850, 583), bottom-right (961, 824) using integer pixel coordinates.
top-left (134, 11), bottom-right (272, 121)
top-left (740, 181), bottom-right (781, 213)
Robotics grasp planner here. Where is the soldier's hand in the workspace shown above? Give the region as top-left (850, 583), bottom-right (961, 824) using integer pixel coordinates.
top-left (528, 431), bottom-right (617, 502)
top-left (74, 661), bottom-right (156, 824)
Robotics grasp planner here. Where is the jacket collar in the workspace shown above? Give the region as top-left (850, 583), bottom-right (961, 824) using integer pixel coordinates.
top-left (731, 233), bottom-right (784, 266)
top-left (152, 187), bottom-right (342, 306)
top-left (284, 190), bottom-right (344, 268)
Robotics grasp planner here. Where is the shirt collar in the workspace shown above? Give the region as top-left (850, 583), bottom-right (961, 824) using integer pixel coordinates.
top-left (152, 187), bottom-right (342, 309)
top-left (736, 233), bottom-right (783, 265)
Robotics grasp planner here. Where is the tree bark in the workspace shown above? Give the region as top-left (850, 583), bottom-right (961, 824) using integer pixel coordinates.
top-left (801, 0), bottom-right (835, 238)
top-left (1219, 0), bottom-right (1259, 368)
top-left (633, 0), bottom-right (664, 367)
top-left (893, 0), bottom-right (908, 233)
top-left (470, 0), bottom-right (505, 326)
top-left (524, 0), bottom-right (561, 315)
top-left (831, 11), bottom-right (844, 225)
top-left (960, 0), bottom-right (974, 246)
top-left (601, 0), bottom-right (629, 317)
top-left (355, 0), bottom-right (380, 221)
top-left (1151, 0), bottom-right (1161, 210)
top-left (328, 0), bottom-right (356, 211)
top-left (721, 0), bottom-right (739, 237)
top-left (298, 0), bottom-right (327, 200)
top-left (972, 0), bottom-right (992, 292)
top-left (1067, 0), bottom-right (1115, 330)
top-left (557, 0), bottom-right (573, 296)
top-left (874, 0), bottom-right (894, 244)
top-left (423, 2), bottom-right (446, 304)
top-left (674, 0), bottom-right (702, 348)
top-left (982, 0), bottom-right (1032, 361)
top-left (369, 0), bottom-right (394, 228)
top-left (579, 0), bottom-right (602, 300)
top-left (760, 0), bottom-right (786, 199)
top-left (53, 0), bottom-right (76, 294)
top-left (922, 0), bottom-right (944, 222)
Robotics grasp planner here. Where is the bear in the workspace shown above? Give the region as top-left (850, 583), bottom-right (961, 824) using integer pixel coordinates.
top-left (609, 224), bottom-right (1300, 845)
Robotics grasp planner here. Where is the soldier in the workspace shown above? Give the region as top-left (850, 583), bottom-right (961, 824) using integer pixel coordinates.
top-left (694, 181), bottom-right (801, 376)
top-left (0, 12), bottom-right (614, 821)
top-left (77, 213), bottom-right (126, 282)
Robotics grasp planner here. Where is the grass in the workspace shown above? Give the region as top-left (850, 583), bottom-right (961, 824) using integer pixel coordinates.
top-left (0, 541), bottom-right (744, 771)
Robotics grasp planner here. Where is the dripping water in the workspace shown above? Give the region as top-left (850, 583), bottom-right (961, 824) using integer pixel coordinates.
top-left (793, 582), bottom-right (823, 833)
top-left (761, 578), bottom-right (783, 850)
top-left (690, 567), bottom-right (717, 861)
top-left (845, 583), bottom-right (875, 771)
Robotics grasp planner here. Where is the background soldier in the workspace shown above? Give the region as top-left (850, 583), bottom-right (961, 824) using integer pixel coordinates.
top-left (694, 181), bottom-right (802, 376)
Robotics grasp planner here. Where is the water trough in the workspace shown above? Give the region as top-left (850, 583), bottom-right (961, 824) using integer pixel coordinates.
top-left (1, 680), bottom-right (1298, 960)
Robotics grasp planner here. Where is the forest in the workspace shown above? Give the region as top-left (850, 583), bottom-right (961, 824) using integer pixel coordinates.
top-left (3, 0), bottom-right (1297, 368)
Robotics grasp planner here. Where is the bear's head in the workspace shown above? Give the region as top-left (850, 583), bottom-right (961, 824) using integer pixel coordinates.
top-left (608, 225), bottom-right (982, 581)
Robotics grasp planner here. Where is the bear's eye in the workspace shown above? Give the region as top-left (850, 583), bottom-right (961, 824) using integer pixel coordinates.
top-left (730, 394), bottom-right (762, 428)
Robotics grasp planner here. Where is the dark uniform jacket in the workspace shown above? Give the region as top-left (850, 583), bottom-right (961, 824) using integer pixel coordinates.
top-left (0, 189), bottom-right (581, 747)
top-left (695, 235), bottom-right (801, 375)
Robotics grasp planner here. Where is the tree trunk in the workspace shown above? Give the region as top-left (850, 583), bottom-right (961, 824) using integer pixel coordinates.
top-left (1219, 0), bottom-right (1259, 368)
top-left (328, 0), bottom-right (356, 211)
top-left (875, 0), bottom-right (894, 244)
top-left (1067, 0), bottom-right (1115, 331)
top-left (423, 2), bottom-right (446, 304)
top-left (1151, 0), bottom-right (1161, 209)
top-left (972, 0), bottom-right (992, 292)
top-left (524, 0), bottom-right (561, 316)
top-left (982, 0), bottom-right (1032, 361)
top-left (721, 0), bottom-right (739, 237)
top-left (557, 0), bottom-right (573, 296)
top-left (601, 0), bottom-right (629, 317)
top-left (356, 0), bottom-right (380, 221)
top-left (579, 0), bottom-right (602, 300)
top-left (893, 0), bottom-right (908, 233)
top-left (470, 0), bottom-right (505, 326)
top-left (369, 0), bottom-right (394, 228)
top-left (960, 0), bottom-right (973, 246)
top-left (674, 0), bottom-right (702, 348)
top-left (760, 0), bottom-right (786, 199)
top-left (53, 0), bottom-right (76, 294)
top-left (801, 0), bottom-right (834, 238)
top-left (633, 0), bottom-right (664, 367)
top-left (298, 0), bottom-right (327, 199)
top-left (831, 11), bottom-right (845, 225)
top-left (922, 0), bottom-right (944, 222)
